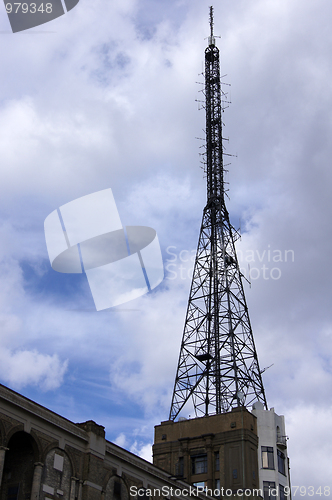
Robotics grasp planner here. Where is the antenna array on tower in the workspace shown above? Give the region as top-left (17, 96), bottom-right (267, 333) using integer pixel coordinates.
top-left (169, 8), bottom-right (267, 420)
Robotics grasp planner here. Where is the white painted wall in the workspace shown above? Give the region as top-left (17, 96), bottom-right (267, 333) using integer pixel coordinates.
top-left (252, 402), bottom-right (291, 499)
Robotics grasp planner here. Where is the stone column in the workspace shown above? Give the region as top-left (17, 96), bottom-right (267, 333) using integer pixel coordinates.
top-left (31, 462), bottom-right (43, 500)
top-left (70, 477), bottom-right (77, 500)
top-left (78, 480), bottom-right (83, 500)
top-left (219, 445), bottom-right (225, 490)
top-left (206, 441), bottom-right (213, 490)
top-left (181, 439), bottom-right (189, 481)
top-left (0, 447), bottom-right (9, 488)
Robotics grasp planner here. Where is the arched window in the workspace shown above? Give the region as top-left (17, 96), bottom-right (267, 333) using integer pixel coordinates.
top-left (105, 476), bottom-right (129, 500)
top-left (41, 448), bottom-right (72, 499)
top-left (1, 431), bottom-right (37, 499)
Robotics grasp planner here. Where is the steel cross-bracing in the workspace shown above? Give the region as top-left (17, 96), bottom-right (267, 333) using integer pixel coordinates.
top-left (169, 8), bottom-right (267, 421)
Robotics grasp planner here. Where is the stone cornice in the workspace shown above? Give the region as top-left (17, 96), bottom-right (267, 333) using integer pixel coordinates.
top-left (0, 384), bottom-right (87, 442)
top-left (105, 442), bottom-right (190, 488)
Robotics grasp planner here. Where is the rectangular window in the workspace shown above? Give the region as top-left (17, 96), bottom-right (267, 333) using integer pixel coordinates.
top-left (192, 454), bottom-right (207, 475)
top-left (280, 485), bottom-right (285, 500)
top-left (262, 446), bottom-right (274, 469)
top-left (263, 481), bottom-right (276, 500)
top-left (7, 486), bottom-right (19, 500)
top-left (176, 457), bottom-right (184, 477)
top-left (215, 451), bottom-right (220, 471)
top-left (277, 450), bottom-right (286, 475)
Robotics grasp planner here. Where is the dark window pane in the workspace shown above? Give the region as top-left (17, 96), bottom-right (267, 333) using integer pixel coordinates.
top-left (215, 452), bottom-right (220, 471)
top-left (280, 485), bottom-right (285, 500)
top-left (192, 455), bottom-right (207, 474)
top-left (176, 457), bottom-right (184, 477)
top-left (263, 481), bottom-right (276, 500)
top-left (277, 450), bottom-right (286, 475)
top-left (137, 489), bottom-right (150, 500)
top-left (262, 446), bottom-right (274, 469)
top-left (7, 486), bottom-right (19, 500)
top-left (114, 481), bottom-right (121, 499)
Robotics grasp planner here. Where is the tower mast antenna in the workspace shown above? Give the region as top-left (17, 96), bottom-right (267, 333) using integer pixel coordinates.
top-left (210, 5), bottom-right (213, 36)
top-left (209, 5), bottom-right (215, 46)
top-left (169, 8), bottom-right (268, 421)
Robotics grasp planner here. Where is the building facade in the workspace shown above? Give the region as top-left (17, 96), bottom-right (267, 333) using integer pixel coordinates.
top-left (0, 384), bottom-right (206, 500)
top-left (153, 405), bottom-right (291, 500)
top-left (252, 403), bottom-right (291, 500)
top-left (153, 409), bottom-right (260, 493)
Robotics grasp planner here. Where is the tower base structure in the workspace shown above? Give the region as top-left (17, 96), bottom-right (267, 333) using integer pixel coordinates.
top-left (153, 408), bottom-right (260, 493)
top-left (153, 405), bottom-right (291, 499)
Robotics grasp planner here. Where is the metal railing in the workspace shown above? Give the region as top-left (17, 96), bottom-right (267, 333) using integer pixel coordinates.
top-left (276, 435), bottom-right (288, 447)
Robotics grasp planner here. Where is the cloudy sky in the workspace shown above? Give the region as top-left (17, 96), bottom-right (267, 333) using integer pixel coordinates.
top-left (0, 0), bottom-right (332, 494)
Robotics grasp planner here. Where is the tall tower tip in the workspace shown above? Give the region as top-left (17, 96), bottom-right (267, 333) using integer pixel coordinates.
top-left (209, 6), bottom-right (214, 36)
top-left (208, 6), bottom-right (216, 46)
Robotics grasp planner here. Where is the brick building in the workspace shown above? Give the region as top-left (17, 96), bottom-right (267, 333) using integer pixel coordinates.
top-left (153, 407), bottom-right (291, 500)
top-left (153, 409), bottom-right (259, 492)
top-left (0, 384), bottom-right (205, 500)
top-left (0, 383), bottom-right (281, 500)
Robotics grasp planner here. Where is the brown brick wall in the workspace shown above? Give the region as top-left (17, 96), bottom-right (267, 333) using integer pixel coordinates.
top-left (153, 409), bottom-right (259, 491)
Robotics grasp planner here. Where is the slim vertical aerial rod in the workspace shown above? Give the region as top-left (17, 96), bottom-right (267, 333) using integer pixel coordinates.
top-left (169, 7), bottom-right (267, 420)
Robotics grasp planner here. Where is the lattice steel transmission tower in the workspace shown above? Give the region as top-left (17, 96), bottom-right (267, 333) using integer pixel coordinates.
top-left (169, 7), bottom-right (268, 421)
